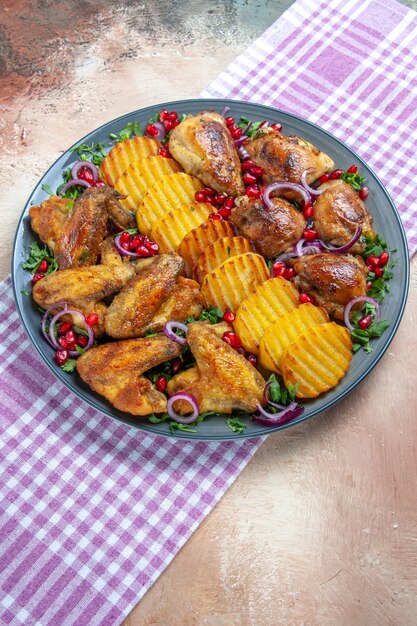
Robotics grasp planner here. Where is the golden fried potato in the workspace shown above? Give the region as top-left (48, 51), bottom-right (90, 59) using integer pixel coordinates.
top-left (100, 136), bottom-right (161, 187)
top-left (193, 236), bottom-right (255, 283)
top-left (234, 277), bottom-right (299, 355)
top-left (280, 322), bottom-right (352, 398)
top-left (178, 219), bottom-right (236, 276)
top-left (258, 303), bottom-right (329, 372)
top-left (201, 252), bottom-right (269, 313)
top-left (151, 202), bottom-right (212, 253)
top-left (136, 172), bottom-right (203, 235)
top-left (114, 155), bottom-right (181, 212)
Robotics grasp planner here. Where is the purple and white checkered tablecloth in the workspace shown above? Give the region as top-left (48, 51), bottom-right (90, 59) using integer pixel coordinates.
top-left (1, 0), bottom-right (416, 624)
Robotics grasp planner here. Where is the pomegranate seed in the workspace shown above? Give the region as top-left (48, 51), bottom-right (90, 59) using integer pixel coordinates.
top-left (246, 353), bottom-right (258, 367)
top-left (195, 190), bottom-right (206, 202)
top-left (86, 313), bottom-right (99, 327)
top-left (299, 292), bottom-right (313, 304)
top-left (358, 314), bottom-right (373, 330)
top-left (130, 234), bottom-right (144, 249)
top-left (155, 375), bottom-right (167, 392)
top-left (379, 251), bottom-right (389, 267)
top-left (158, 147), bottom-right (171, 158)
top-left (204, 196), bottom-right (215, 205)
top-left (163, 120), bottom-right (173, 132)
top-left (246, 185), bottom-right (261, 199)
top-left (171, 120), bottom-right (180, 129)
top-left (374, 266), bottom-right (384, 278)
top-left (168, 111), bottom-right (178, 121)
top-left (241, 160), bottom-right (254, 172)
top-left (223, 311), bottom-right (235, 324)
top-left (303, 228), bottom-right (317, 241)
top-left (134, 245), bottom-right (151, 257)
top-left (224, 197), bottom-right (235, 209)
top-left (213, 193), bottom-right (226, 206)
top-left (78, 167), bottom-right (95, 184)
top-left (65, 329), bottom-right (76, 344)
top-left (59, 322), bottom-right (72, 335)
top-left (271, 261), bottom-right (286, 278)
top-left (225, 117), bottom-right (235, 126)
top-left (32, 273), bottom-right (44, 283)
top-left (303, 203), bottom-right (314, 219)
top-left (38, 259), bottom-right (49, 273)
top-left (259, 121), bottom-right (268, 128)
top-left (366, 255), bottom-right (380, 268)
top-left (329, 169), bottom-right (343, 180)
top-left (120, 231), bottom-right (131, 244)
top-left (54, 350), bottom-right (69, 366)
top-left (145, 241), bottom-right (159, 254)
top-left (93, 179), bottom-right (106, 188)
top-left (366, 281), bottom-right (373, 290)
top-left (58, 336), bottom-right (68, 349)
top-left (203, 187), bottom-right (216, 197)
top-left (230, 126), bottom-right (243, 140)
top-left (218, 206), bottom-right (232, 218)
top-left (77, 335), bottom-right (88, 348)
top-left (159, 109), bottom-right (170, 121)
top-left (146, 123), bottom-right (159, 137)
top-left (270, 122), bottom-right (282, 131)
top-left (319, 174), bottom-right (329, 184)
top-left (283, 267), bottom-right (295, 280)
top-left (249, 165), bottom-right (263, 178)
top-left (223, 331), bottom-right (242, 349)
top-left (347, 164), bottom-right (358, 174)
top-left (242, 173), bottom-right (257, 185)
top-left (120, 241), bottom-right (130, 251)
top-left (171, 357), bottom-right (182, 374)
top-left (209, 213), bottom-right (222, 221)
top-left (359, 187), bottom-right (369, 201)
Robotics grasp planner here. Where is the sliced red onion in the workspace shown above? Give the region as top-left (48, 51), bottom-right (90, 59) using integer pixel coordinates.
top-left (300, 168), bottom-right (324, 196)
top-left (42, 302), bottom-right (94, 357)
top-left (242, 120), bottom-right (252, 135)
top-left (163, 321), bottom-right (188, 345)
top-left (145, 122), bottom-right (166, 141)
top-left (220, 105), bottom-right (230, 117)
top-left (234, 135), bottom-right (248, 148)
top-left (114, 234), bottom-right (142, 258)
top-left (318, 226), bottom-right (362, 254)
top-left (60, 178), bottom-right (91, 195)
top-left (294, 238), bottom-right (323, 257)
top-left (262, 182), bottom-right (310, 208)
top-left (167, 393), bottom-right (199, 424)
top-left (253, 402), bottom-right (304, 426)
top-left (272, 251), bottom-right (299, 264)
top-left (343, 296), bottom-right (381, 330)
top-left (71, 160), bottom-right (99, 181)
top-left (263, 381), bottom-right (286, 410)
top-left (41, 301), bottom-right (69, 349)
top-left (238, 145), bottom-right (250, 160)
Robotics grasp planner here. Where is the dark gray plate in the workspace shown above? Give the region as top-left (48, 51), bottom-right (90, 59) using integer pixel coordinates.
top-left (12, 99), bottom-right (410, 440)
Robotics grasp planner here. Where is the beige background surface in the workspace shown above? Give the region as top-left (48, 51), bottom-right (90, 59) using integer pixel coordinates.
top-left (1, 1), bottom-right (416, 624)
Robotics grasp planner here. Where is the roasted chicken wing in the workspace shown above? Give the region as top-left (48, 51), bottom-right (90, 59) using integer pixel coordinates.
top-left (313, 180), bottom-right (375, 253)
top-left (166, 322), bottom-right (266, 414)
top-left (76, 335), bottom-right (183, 415)
top-left (292, 253), bottom-right (368, 319)
top-left (104, 254), bottom-right (202, 338)
top-left (29, 196), bottom-right (72, 253)
top-left (230, 195), bottom-right (305, 258)
top-left (244, 129), bottom-right (334, 186)
top-left (169, 111), bottom-right (245, 196)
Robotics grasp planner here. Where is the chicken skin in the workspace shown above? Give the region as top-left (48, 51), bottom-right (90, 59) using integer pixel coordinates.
top-left (244, 129), bottom-right (334, 185)
top-left (230, 195), bottom-right (305, 258)
top-left (292, 253), bottom-right (368, 319)
top-left (313, 180), bottom-right (375, 253)
top-left (166, 322), bottom-right (266, 414)
top-left (104, 254), bottom-right (202, 339)
top-left (169, 111), bottom-right (245, 196)
top-left (29, 196), bottom-right (72, 254)
top-left (76, 335), bottom-right (183, 415)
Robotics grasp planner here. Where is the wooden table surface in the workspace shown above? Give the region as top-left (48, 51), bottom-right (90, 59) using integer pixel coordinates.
top-left (1, 1), bottom-right (416, 624)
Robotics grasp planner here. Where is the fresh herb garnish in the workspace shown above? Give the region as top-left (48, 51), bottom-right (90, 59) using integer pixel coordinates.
top-left (350, 319), bottom-right (390, 353)
top-left (147, 112), bottom-right (160, 124)
top-left (169, 422), bottom-right (197, 433)
top-left (69, 141), bottom-right (107, 166)
top-left (236, 116), bottom-right (264, 138)
top-left (60, 359), bottom-right (78, 373)
top-left (41, 183), bottom-right (54, 196)
top-left (226, 417), bottom-right (246, 433)
top-left (197, 306), bottom-right (224, 324)
top-left (340, 170), bottom-right (366, 191)
top-left (20, 289), bottom-right (30, 296)
top-left (147, 412), bottom-right (169, 424)
top-left (266, 373), bottom-right (298, 407)
top-left (109, 121), bottom-right (142, 143)
top-left (22, 242), bottom-right (58, 274)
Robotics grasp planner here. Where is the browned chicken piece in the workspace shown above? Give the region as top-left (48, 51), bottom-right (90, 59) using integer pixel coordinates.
top-left (29, 196), bottom-right (72, 253)
top-left (105, 254), bottom-right (203, 339)
top-left (32, 263), bottom-right (135, 335)
top-left (313, 180), bottom-right (375, 253)
top-left (244, 129), bottom-right (334, 186)
top-left (55, 186), bottom-right (135, 269)
top-left (166, 322), bottom-right (266, 415)
top-left (76, 335), bottom-right (183, 415)
top-left (169, 111), bottom-right (245, 197)
top-left (230, 195), bottom-right (305, 258)
top-left (292, 253), bottom-right (368, 319)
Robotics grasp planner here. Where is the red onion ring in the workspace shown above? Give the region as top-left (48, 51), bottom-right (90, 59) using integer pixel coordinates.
top-left (145, 122), bottom-right (166, 141)
top-left (71, 160), bottom-right (99, 181)
top-left (343, 296), bottom-right (381, 330)
top-left (220, 106), bottom-right (230, 117)
top-left (60, 178), bottom-right (91, 195)
top-left (253, 402), bottom-right (304, 426)
top-left (238, 145), bottom-right (250, 161)
top-left (294, 239), bottom-right (323, 257)
top-left (163, 321), bottom-right (188, 345)
top-left (234, 135), bottom-right (248, 148)
top-left (300, 168), bottom-right (324, 196)
top-left (318, 226), bottom-right (362, 254)
top-left (263, 381), bottom-right (286, 410)
top-left (41, 301), bottom-right (69, 349)
top-left (242, 121), bottom-right (252, 135)
top-left (167, 393), bottom-right (199, 424)
top-left (272, 251), bottom-right (299, 264)
top-left (262, 182), bottom-right (310, 208)
top-left (42, 302), bottom-right (94, 357)
top-left (114, 234), bottom-right (143, 258)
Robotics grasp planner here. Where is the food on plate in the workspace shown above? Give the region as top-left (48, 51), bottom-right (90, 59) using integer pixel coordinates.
top-left (280, 322), bottom-right (353, 398)
top-left (178, 219), bottom-right (236, 275)
top-left (150, 201), bottom-right (213, 253)
top-left (193, 236), bottom-right (255, 283)
top-left (234, 276), bottom-right (300, 355)
top-left (76, 334), bottom-right (183, 415)
top-left (230, 194), bottom-right (306, 258)
top-left (258, 302), bottom-right (330, 372)
top-left (200, 252), bottom-right (269, 312)
top-left (100, 136), bottom-right (161, 186)
top-left (169, 111), bottom-right (245, 196)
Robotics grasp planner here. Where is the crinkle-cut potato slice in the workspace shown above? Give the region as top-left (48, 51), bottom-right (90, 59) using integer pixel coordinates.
top-left (193, 236), bottom-right (255, 283)
top-left (178, 219), bottom-right (236, 276)
top-left (99, 137), bottom-right (161, 187)
top-left (151, 202), bottom-right (213, 253)
top-left (136, 172), bottom-right (203, 235)
top-left (114, 155), bottom-right (181, 212)
top-left (280, 322), bottom-right (353, 399)
top-left (201, 252), bottom-right (269, 313)
top-left (234, 277), bottom-right (299, 355)
top-left (258, 303), bottom-right (330, 373)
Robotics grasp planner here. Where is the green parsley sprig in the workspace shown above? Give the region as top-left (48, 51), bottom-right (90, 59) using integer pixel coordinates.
top-left (22, 242), bottom-right (58, 275)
